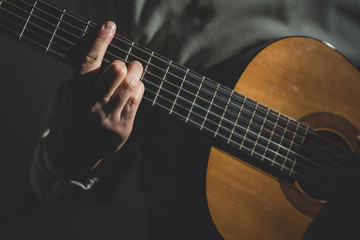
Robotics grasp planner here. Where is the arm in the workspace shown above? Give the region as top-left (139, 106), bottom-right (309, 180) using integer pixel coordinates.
top-left (30, 21), bottom-right (144, 205)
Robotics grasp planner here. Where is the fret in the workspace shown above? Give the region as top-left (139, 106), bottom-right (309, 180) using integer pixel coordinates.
top-left (165, 68), bottom-right (195, 120)
top-left (146, 52), bottom-right (169, 81)
top-left (124, 41), bottom-right (134, 63)
top-left (141, 51), bottom-right (153, 80)
top-left (163, 60), bottom-right (172, 79)
top-left (193, 77), bottom-right (218, 115)
top-left (281, 120), bottom-right (299, 170)
top-left (45, 9), bottom-right (65, 53)
top-left (250, 104), bottom-right (268, 156)
top-left (0, 0), bottom-right (314, 182)
top-left (57, 12), bottom-right (89, 41)
top-left (6, 0), bottom-right (67, 58)
top-left (219, 93), bottom-right (241, 142)
top-left (61, 6), bottom-right (89, 24)
top-left (156, 60), bottom-right (184, 110)
top-left (150, 52), bottom-right (171, 74)
top-left (239, 101), bottom-right (258, 151)
top-left (267, 113), bottom-right (287, 167)
top-left (263, 112), bottom-right (280, 163)
top-left (170, 68), bottom-right (189, 114)
top-left (272, 117), bottom-right (290, 170)
top-left (185, 76), bottom-right (205, 123)
top-left (141, 51), bottom-right (153, 79)
top-left (19, 0), bottom-right (37, 39)
top-left (104, 37), bottom-right (129, 64)
top-left (29, 0), bottom-right (63, 31)
top-left (301, 126), bottom-right (309, 143)
top-left (152, 60), bottom-right (172, 106)
top-left (206, 85), bottom-right (231, 137)
top-left (214, 90), bottom-right (233, 138)
top-left (269, 128), bottom-right (285, 167)
top-left (82, 20), bottom-right (90, 38)
top-left (289, 159), bottom-right (297, 175)
top-left (200, 83), bottom-right (219, 131)
top-left (260, 108), bottom-right (274, 161)
top-left (143, 53), bottom-right (169, 103)
top-left (127, 43), bottom-right (149, 66)
top-left (228, 96), bottom-right (246, 144)
top-left (142, 80), bottom-right (158, 103)
top-left (0, 9), bottom-right (47, 51)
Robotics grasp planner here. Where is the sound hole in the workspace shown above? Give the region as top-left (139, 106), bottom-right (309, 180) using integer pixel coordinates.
top-left (281, 112), bottom-right (360, 216)
top-left (297, 130), bottom-right (351, 201)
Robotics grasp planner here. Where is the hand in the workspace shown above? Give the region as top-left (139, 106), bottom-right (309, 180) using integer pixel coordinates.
top-left (46, 21), bottom-right (145, 178)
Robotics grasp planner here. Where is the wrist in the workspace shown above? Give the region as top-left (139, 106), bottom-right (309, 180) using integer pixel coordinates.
top-left (45, 130), bottom-right (105, 180)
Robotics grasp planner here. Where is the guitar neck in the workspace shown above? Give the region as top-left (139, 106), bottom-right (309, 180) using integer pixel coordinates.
top-left (1, 0), bottom-right (315, 180)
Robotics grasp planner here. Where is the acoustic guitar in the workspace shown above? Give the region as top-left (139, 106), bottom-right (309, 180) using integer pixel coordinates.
top-left (1, 0), bottom-right (359, 239)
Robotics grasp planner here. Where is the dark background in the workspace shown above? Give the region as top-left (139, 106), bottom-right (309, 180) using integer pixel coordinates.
top-left (0, 0), bottom-right (150, 239)
top-left (1, 0), bottom-right (360, 240)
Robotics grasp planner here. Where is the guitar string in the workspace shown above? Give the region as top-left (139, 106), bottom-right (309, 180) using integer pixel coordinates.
top-left (2, 0), bottom-right (358, 186)
top-left (0, 13), bottom-right (352, 193)
top-left (0, 1), bottom-right (336, 170)
top-left (12, 0), bottom-right (356, 167)
top-left (16, 0), bottom-right (352, 157)
top-left (41, 0), bottom-right (355, 153)
top-left (140, 85), bottom-right (342, 193)
top-left (1, 15), bottom-right (354, 190)
top-left (1, 1), bottom-right (356, 182)
top-left (0, 18), bottom-right (306, 180)
top-left (3, 3), bottom-right (354, 179)
top-left (1, 1), bottom-right (356, 181)
top-left (10, 0), bottom-right (353, 167)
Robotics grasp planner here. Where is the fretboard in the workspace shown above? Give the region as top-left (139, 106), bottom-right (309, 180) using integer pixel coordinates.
top-left (1, 0), bottom-right (317, 180)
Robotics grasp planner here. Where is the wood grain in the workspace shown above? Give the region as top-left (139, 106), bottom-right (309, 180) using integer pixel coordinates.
top-left (206, 37), bottom-right (360, 240)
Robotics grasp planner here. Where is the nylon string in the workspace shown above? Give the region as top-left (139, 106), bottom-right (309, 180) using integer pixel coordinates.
top-left (0, 0), bottom-right (354, 186)
top-left (1, 0), bottom-right (357, 189)
top-left (1, 0), bottom-right (355, 179)
top-left (7, 0), bottom-right (353, 171)
top-left (8, 0), bottom-right (352, 163)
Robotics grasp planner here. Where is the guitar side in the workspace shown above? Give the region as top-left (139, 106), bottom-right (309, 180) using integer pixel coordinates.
top-left (206, 37), bottom-right (360, 239)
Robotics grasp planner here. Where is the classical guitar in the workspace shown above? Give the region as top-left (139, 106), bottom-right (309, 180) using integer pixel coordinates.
top-left (1, 0), bottom-right (359, 239)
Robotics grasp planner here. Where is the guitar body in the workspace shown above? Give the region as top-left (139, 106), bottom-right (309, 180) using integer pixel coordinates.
top-left (206, 37), bottom-right (360, 239)
top-left (3, 1), bottom-right (360, 238)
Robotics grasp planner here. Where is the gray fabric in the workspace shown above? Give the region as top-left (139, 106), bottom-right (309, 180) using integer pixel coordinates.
top-left (76, 0), bottom-right (360, 72)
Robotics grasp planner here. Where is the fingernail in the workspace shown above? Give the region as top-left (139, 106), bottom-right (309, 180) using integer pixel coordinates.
top-left (130, 61), bottom-right (143, 68)
top-left (103, 21), bottom-right (116, 33)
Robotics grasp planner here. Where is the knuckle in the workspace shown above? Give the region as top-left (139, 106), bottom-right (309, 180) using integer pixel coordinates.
top-left (84, 50), bottom-right (100, 66)
top-left (100, 118), bottom-right (116, 132)
top-left (110, 60), bottom-right (127, 77)
top-left (122, 78), bottom-right (136, 94)
top-left (129, 96), bottom-right (141, 109)
top-left (132, 85), bottom-right (144, 103)
top-left (97, 32), bottom-right (111, 43)
top-left (127, 96), bottom-right (137, 108)
top-left (100, 96), bottom-right (110, 105)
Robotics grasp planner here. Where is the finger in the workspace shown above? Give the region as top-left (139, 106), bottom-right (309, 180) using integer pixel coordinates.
top-left (96, 60), bottom-right (127, 102)
top-left (79, 21), bottom-right (116, 76)
top-left (121, 81), bottom-right (145, 123)
top-left (110, 61), bottom-right (144, 113)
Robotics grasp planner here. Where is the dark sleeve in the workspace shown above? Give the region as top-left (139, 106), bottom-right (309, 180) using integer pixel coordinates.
top-left (30, 130), bottom-right (139, 208)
